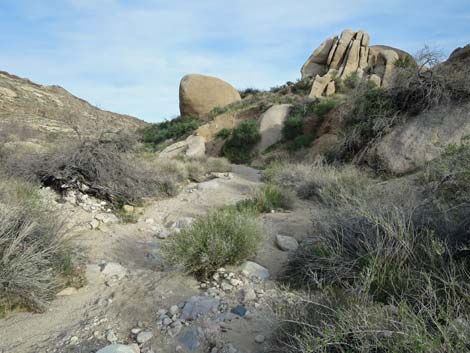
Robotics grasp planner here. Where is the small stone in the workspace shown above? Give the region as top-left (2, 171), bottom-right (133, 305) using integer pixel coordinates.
top-left (179, 327), bottom-right (201, 351)
top-left (101, 262), bottom-right (127, 280)
top-left (162, 317), bottom-right (173, 326)
top-left (255, 335), bottom-right (265, 343)
top-left (229, 278), bottom-right (242, 286)
top-left (220, 281), bottom-right (233, 292)
top-left (180, 296), bottom-right (220, 321)
top-left (156, 230), bottom-right (170, 239)
top-left (231, 305), bottom-right (247, 317)
top-left (106, 330), bottom-right (117, 343)
top-left (169, 305), bottom-right (179, 315)
top-left (96, 345), bottom-right (137, 353)
top-left (243, 288), bottom-right (257, 302)
top-left (239, 261), bottom-right (270, 280)
top-left (69, 336), bottom-right (79, 345)
top-left (275, 234), bottom-right (299, 252)
top-left (136, 331), bottom-right (153, 344)
top-left (131, 328), bottom-right (141, 335)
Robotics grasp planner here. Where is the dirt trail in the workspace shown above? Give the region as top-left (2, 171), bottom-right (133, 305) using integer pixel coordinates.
top-left (0, 166), bottom-right (313, 353)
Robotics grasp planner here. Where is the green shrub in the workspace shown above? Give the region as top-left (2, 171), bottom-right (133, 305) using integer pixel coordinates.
top-left (161, 208), bottom-right (263, 278)
top-left (0, 180), bottom-right (74, 313)
top-left (140, 117), bottom-right (200, 146)
top-left (282, 114), bottom-right (304, 141)
top-left (236, 184), bottom-right (294, 213)
top-left (215, 128), bottom-right (232, 140)
top-left (221, 120), bottom-right (261, 164)
top-left (313, 98), bottom-right (338, 120)
top-left (290, 78), bottom-right (313, 96)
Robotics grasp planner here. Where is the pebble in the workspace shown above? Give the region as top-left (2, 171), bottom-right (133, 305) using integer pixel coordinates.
top-left (169, 305), bottom-right (179, 315)
top-left (275, 234), bottom-right (299, 252)
top-left (243, 288), bottom-right (257, 302)
top-left (136, 331), bottom-right (153, 344)
top-left (131, 328), bottom-right (141, 335)
top-left (106, 330), bottom-right (117, 343)
top-left (162, 317), bottom-right (173, 326)
top-left (69, 336), bottom-right (79, 345)
top-left (255, 334), bottom-right (265, 343)
top-left (231, 305), bottom-right (247, 317)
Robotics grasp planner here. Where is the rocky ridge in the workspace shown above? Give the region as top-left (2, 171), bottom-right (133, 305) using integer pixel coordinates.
top-left (301, 29), bottom-right (413, 97)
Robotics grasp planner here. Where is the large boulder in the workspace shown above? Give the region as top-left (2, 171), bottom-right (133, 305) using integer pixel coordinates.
top-left (302, 30), bottom-right (414, 97)
top-left (179, 74), bottom-right (241, 119)
top-left (255, 104), bottom-right (292, 152)
top-left (368, 104), bottom-right (470, 174)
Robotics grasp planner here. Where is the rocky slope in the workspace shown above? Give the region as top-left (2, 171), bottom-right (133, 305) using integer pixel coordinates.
top-left (0, 71), bottom-right (145, 142)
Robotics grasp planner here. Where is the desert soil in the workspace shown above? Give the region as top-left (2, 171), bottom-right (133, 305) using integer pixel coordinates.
top-left (0, 165), bottom-right (313, 353)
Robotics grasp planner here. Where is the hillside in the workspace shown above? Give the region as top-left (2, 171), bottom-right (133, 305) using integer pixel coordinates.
top-left (0, 71), bottom-right (146, 141)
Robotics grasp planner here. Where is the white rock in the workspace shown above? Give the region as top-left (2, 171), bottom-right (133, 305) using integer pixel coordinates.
top-left (243, 288), bottom-right (257, 302)
top-left (95, 213), bottom-right (119, 224)
top-left (240, 261), bottom-right (270, 280)
top-left (255, 335), bottom-right (265, 343)
top-left (275, 234), bottom-right (299, 252)
top-left (96, 345), bottom-right (137, 353)
top-left (136, 331), bottom-right (153, 344)
top-left (101, 262), bottom-right (127, 280)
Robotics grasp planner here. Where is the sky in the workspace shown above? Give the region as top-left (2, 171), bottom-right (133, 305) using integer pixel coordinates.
top-left (0, 1), bottom-right (469, 122)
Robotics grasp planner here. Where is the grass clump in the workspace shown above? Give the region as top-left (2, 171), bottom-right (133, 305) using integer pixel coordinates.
top-left (221, 120), bottom-right (261, 164)
top-left (0, 179), bottom-right (74, 313)
top-left (161, 208), bottom-right (263, 278)
top-left (140, 116), bottom-right (200, 147)
top-left (236, 184), bottom-right (294, 214)
top-left (271, 158), bottom-right (470, 353)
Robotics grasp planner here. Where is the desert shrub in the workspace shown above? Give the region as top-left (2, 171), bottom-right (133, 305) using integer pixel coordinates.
top-left (274, 161), bottom-right (470, 352)
top-left (274, 288), bottom-right (470, 353)
top-left (422, 141), bottom-right (470, 204)
top-left (221, 120), bottom-right (261, 164)
top-left (140, 116), bottom-right (200, 146)
top-left (0, 135), bottom-right (173, 205)
top-left (0, 179), bottom-right (73, 313)
top-left (236, 184), bottom-right (294, 213)
top-left (290, 78), bottom-right (313, 96)
top-left (264, 159), bottom-right (370, 201)
top-left (313, 98), bottom-right (338, 120)
top-left (240, 88), bottom-right (261, 99)
top-left (282, 114), bottom-right (304, 141)
top-left (161, 208), bottom-right (263, 278)
top-left (215, 128), bottom-right (231, 140)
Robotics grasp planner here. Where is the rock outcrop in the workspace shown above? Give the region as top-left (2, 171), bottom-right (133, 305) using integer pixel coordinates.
top-left (256, 104), bottom-right (292, 152)
top-left (301, 29), bottom-right (413, 98)
top-left (367, 104), bottom-right (470, 174)
top-left (179, 74), bottom-right (241, 119)
top-left (159, 134), bottom-right (206, 158)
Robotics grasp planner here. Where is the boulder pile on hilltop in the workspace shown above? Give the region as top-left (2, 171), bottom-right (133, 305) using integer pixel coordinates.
top-left (301, 29), bottom-right (413, 97)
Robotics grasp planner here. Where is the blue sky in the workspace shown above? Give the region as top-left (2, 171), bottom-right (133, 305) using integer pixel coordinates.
top-left (0, 0), bottom-right (468, 122)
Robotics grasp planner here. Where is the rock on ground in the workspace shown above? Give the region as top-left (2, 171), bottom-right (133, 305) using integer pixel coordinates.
top-left (180, 296), bottom-right (220, 321)
top-left (96, 344), bottom-right (139, 353)
top-left (275, 234), bottom-right (299, 252)
top-left (160, 135), bottom-right (206, 159)
top-left (239, 261), bottom-right (270, 280)
top-left (179, 74), bottom-right (241, 119)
